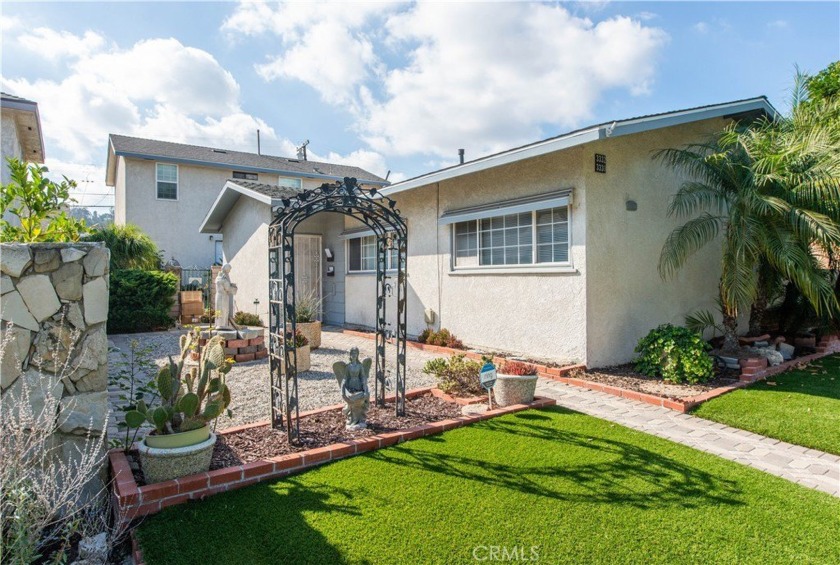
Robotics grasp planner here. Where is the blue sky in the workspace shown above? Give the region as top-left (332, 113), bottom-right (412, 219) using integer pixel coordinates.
top-left (1, 1), bottom-right (838, 209)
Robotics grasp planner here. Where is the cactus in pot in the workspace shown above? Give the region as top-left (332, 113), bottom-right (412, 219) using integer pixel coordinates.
top-left (126, 329), bottom-right (234, 483)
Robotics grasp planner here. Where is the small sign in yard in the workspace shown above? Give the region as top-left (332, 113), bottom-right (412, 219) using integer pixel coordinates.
top-left (480, 363), bottom-right (497, 409)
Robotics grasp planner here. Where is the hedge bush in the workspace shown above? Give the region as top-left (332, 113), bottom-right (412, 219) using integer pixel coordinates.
top-left (108, 270), bottom-right (178, 334)
top-left (634, 324), bottom-right (714, 384)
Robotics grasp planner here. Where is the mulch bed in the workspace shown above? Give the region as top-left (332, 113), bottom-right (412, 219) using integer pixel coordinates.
top-left (574, 365), bottom-right (739, 400)
top-left (212, 394), bottom-right (461, 469)
top-left (125, 394), bottom-right (462, 483)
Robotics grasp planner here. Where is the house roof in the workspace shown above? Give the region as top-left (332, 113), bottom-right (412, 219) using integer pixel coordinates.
top-left (382, 96), bottom-right (778, 196)
top-left (105, 134), bottom-right (388, 187)
top-left (199, 179), bottom-right (305, 233)
top-left (1, 92), bottom-right (45, 163)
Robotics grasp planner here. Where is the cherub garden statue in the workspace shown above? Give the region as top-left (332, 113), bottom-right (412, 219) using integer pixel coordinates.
top-left (333, 347), bottom-right (372, 430)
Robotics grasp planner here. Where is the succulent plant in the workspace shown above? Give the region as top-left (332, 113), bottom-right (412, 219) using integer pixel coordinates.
top-left (124, 328), bottom-right (233, 436)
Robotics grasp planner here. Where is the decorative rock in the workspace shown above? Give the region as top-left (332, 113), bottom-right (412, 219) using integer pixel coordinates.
top-left (0, 290), bottom-right (39, 331)
top-left (33, 322), bottom-right (79, 373)
top-left (778, 342), bottom-right (795, 361)
top-left (33, 249), bottom-right (60, 273)
top-left (60, 247), bottom-right (87, 263)
top-left (0, 326), bottom-right (31, 389)
top-left (58, 391), bottom-right (108, 436)
top-left (1, 368), bottom-right (64, 424)
top-left (74, 365), bottom-right (107, 393)
top-left (82, 247), bottom-right (109, 277)
top-left (0, 244), bottom-right (32, 277)
top-left (69, 328), bottom-right (108, 379)
top-left (0, 275), bottom-right (13, 294)
top-left (215, 329), bottom-right (238, 340)
top-left (78, 532), bottom-right (108, 563)
top-left (82, 278), bottom-right (109, 324)
top-left (17, 275), bottom-right (62, 322)
top-left (61, 375), bottom-right (77, 394)
top-left (751, 347), bottom-right (784, 366)
top-left (237, 327), bottom-right (262, 340)
top-left (65, 302), bottom-right (86, 330)
top-left (51, 262), bottom-right (84, 301)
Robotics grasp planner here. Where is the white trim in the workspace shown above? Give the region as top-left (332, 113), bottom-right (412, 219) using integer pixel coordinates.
top-left (198, 179), bottom-right (274, 233)
top-left (383, 97), bottom-right (776, 196)
top-left (450, 200), bottom-right (573, 272)
top-left (345, 235), bottom-right (398, 274)
top-left (155, 162), bottom-right (179, 201)
top-left (438, 189), bottom-right (572, 225)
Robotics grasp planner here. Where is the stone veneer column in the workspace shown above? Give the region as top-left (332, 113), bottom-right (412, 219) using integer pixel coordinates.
top-left (1, 242), bottom-right (111, 485)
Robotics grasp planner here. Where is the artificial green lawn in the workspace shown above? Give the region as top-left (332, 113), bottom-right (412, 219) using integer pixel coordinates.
top-left (137, 407), bottom-right (840, 565)
top-left (694, 354), bottom-right (840, 455)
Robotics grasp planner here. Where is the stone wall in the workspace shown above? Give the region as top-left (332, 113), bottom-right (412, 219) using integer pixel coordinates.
top-left (1, 242), bottom-right (110, 480)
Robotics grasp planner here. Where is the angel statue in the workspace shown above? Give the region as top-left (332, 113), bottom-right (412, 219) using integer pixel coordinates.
top-left (333, 347), bottom-right (372, 430)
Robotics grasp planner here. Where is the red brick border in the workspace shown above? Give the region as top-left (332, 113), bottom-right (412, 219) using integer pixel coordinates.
top-left (110, 388), bottom-right (555, 522)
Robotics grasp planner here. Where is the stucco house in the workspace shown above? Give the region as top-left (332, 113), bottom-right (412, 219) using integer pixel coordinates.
top-left (1, 92), bottom-right (44, 186)
top-left (106, 135), bottom-right (387, 267)
top-left (201, 97), bottom-right (776, 367)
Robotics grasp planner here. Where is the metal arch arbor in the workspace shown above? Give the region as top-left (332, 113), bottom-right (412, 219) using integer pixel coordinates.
top-left (268, 177), bottom-right (408, 441)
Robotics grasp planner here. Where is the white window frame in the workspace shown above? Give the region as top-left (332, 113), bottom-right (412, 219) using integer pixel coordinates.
top-left (156, 163), bottom-right (179, 201)
top-left (278, 176), bottom-right (303, 189)
top-left (449, 202), bottom-right (574, 275)
top-left (232, 171), bottom-right (258, 181)
top-left (346, 234), bottom-right (398, 274)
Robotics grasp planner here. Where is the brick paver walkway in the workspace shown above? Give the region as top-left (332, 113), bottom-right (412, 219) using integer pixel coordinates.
top-left (536, 378), bottom-right (840, 497)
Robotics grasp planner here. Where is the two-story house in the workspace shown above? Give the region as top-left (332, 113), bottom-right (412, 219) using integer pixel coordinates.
top-left (105, 134), bottom-right (387, 268)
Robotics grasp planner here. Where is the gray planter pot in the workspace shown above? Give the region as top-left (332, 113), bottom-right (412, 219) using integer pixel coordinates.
top-left (138, 433), bottom-right (216, 484)
top-left (493, 374), bottom-right (538, 406)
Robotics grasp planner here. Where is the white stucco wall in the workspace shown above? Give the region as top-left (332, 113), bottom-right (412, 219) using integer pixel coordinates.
top-left (221, 196), bottom-right (272, 322)
top-left (345, 147), bottom-right (589, 364)
top-left (583, 118), bottom-right (734, 367)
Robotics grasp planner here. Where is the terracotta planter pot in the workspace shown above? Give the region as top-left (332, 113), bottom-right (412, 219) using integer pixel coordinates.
top-left (297, 321), bottom-right (322, 349)
top-left (138, 429), bottom-right (216, 484)
top-left (493, 374), bottom-right (538, 406)
top-left (281, 345), bottom-right (311, 373)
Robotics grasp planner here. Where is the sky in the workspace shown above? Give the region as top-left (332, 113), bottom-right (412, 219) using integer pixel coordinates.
top-left (1, 1), bottom-right (838, 210)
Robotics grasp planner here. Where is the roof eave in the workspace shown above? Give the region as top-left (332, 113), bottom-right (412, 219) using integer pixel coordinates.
top-left (382, 96), bottom-right (777, 197)
top-left (113, 149), bottom-right (389, 186)
top-left (1, 98), bottom-right (45, 163)
top-left (199, 180), bottom-right (274, 234)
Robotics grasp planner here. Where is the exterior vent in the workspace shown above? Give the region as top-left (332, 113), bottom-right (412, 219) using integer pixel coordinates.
top-left (213, 149), bottom-right (227, 154)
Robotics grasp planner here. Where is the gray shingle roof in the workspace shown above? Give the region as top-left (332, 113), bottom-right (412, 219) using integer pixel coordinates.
top-left (109, 134), bottom-right (387, 184)
top-left (227, 179), bottom-right (303, 200)
top-left (1, 92), bottom-right (37, 105)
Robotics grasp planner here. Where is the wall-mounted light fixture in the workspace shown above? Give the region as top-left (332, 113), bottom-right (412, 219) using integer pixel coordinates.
top-left (327, 265), bottom-right (335, 277)
top-left (324, 248), bottom-right (334, 262)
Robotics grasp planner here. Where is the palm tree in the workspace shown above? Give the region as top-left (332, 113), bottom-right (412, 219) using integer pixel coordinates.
top-left (85, 223), bottom-right (162, 271)
top-left (656, 124), bottom-right (839, 352)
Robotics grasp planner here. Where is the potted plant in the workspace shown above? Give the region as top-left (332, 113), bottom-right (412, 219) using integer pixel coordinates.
top-left (281, 329), bottom-right (311, 373)
top-left (124, 329), bottom-right (232, 484)
top-left (295, 290), bottom-right (323, 349)
top-left (494, 360), bottom-right (538, 406)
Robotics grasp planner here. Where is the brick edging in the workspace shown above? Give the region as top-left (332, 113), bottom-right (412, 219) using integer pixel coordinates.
top-left (543, 344), bottom-right (840, 414)
top-left (111, 394), bottom-right (556, 523)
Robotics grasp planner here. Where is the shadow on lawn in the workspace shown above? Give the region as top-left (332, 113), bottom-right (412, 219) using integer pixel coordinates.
top-left (369, 408), bottom-right (744, 510)
top-left (144, 479), bottom-right (369, 565)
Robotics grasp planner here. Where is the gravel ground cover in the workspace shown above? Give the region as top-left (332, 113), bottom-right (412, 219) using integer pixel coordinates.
top-left (107, 328), bottom-right (443, 440)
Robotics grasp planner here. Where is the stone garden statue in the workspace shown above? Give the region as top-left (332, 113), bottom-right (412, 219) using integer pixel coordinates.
top-left (333, 347), bottom-right (372, 430)
top-left (214, 263), bottom-right (237, 329)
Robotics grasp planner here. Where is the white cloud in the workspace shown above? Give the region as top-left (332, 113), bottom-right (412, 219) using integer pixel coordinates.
top-left (693, 22), bottom-right (709, 34)
top-left (1, 14), bottom-right (22, 33)
top-left (19, 28), bottom-right (107, 61)
top-left (767, 20), bottom-right (788, 30)
top-left (233, 2), bottom-right (668, 159)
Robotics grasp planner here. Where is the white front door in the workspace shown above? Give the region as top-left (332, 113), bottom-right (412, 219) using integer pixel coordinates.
top-left (294, 234), bottom-right (323, 319)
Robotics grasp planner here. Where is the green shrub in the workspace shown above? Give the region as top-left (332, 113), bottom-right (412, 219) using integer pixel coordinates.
top-left (634, 324), bottom-right (714, 384)
top-left (108, 270), bottom-right (178, 334)
top-left (417, 328), bottom-right (465, 349)
top-left (85, 223), bottom-right (161, 270)
top-left (422, 354), bottom-right (483, 396)
top-left (234, 311), bottom-right (263, 327)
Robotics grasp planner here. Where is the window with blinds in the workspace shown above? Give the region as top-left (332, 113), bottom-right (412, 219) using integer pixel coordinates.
top-left (453, 205), bottom-right (570, 268)
top-left (347, 235), bottom-right (398, 273)
top-left (156, 163), bottom-right (178, 200)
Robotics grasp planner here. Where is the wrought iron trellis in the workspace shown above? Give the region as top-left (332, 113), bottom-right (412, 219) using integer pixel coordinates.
top-left (268, 177), bottom-right (408, 441)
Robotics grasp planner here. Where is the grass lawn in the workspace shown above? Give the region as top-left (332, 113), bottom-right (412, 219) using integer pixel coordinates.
top-left (137, 407), bottom-right (840, 565)
top-left (693, 354), bottom-right (840, 455)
